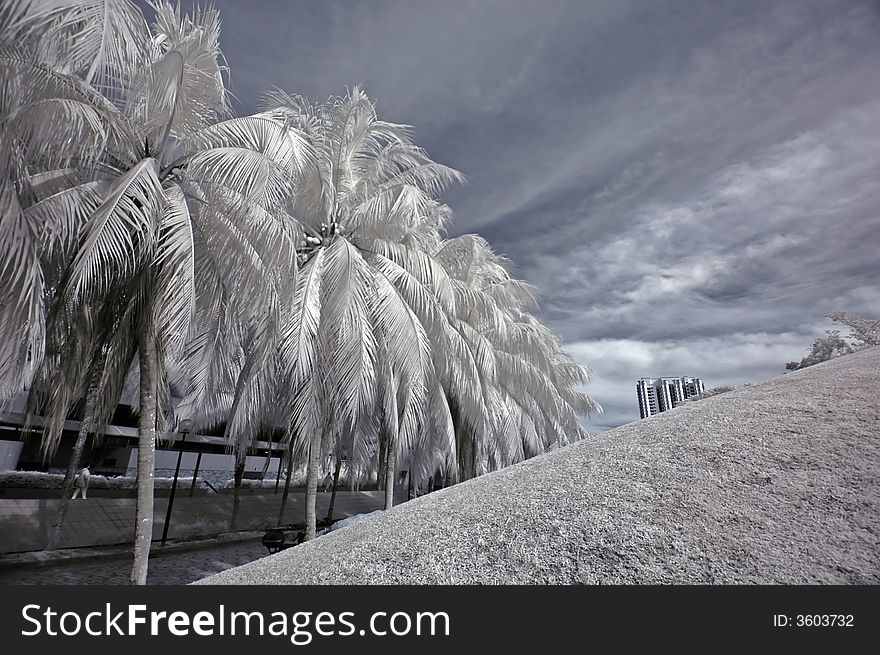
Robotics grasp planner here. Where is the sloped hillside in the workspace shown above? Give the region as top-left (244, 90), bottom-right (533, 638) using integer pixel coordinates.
top-left (197, 347), bottom-right (880, 584)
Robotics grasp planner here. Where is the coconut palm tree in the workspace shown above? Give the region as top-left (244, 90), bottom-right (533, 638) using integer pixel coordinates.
top-left (240, 88), bottom-right (465, 539)
top-left (257, 88), bottom-right (597, 503)
top-left (2, 0), bottom-right (307, 583)
top-left (431, 234), bottom-right (601, 481)
top-left (1, 0), bottom-right (152, 546)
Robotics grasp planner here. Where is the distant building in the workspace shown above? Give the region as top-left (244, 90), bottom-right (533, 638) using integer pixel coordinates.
top-left (636, 376), bottom-right (705, 419)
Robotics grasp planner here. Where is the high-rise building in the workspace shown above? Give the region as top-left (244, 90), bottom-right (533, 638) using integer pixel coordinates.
top-left (636, 376), bottom-right (705, 419)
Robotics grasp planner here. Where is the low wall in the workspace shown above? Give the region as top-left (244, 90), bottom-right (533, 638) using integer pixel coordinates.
top-left (0, 487), bottom-right (211, 499)
top-left (127, 449), bottom-right (282, 476)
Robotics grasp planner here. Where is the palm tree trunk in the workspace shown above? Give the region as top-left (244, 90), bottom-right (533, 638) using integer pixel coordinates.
top-left (377, 430), bottom-right (387, 491)
top-left (457, 426), bottom-right (476, 482)
top-left (49, 363), bottom-right (103, 549)
top-left (461, 436), bottom-right (470, 482)
top-left (278, 436), bottom-right (295, 524)
top-left (466, 436), bottom-right (476, 480)
top-left (303, 429), bottom-right (321, 541)
top-left (324, 451), bottom-right (341, 522)
top-left (449, 400), bottom-right (473, 483)
top-left (260, 431), bottom-right (273, 478)
top-left (383, 430), bottom-right (397, 510)
top-left (49, 420), bottom-right (90, 549)
top-left (131, 331), bottom-right (158, 585)
top-left (229, 447), bottom-right (246, 531)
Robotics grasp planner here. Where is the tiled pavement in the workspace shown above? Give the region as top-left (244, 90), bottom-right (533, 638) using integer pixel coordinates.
top-left (0, 537), bottom-right (271, 584)
top-left (0, 498), bottom-right (139, 551)
top-left (0, 490), bottom-right (400, 554)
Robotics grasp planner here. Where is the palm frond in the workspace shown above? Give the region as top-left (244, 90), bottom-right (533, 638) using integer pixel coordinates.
top-left (185, 146), bottom-right (292, 210)
top-left (276, 248), bottom-right (324, 441)
top-left (64, 157), bottom-right (163, 302)
top-left (142, 0), bottom-right (228, 140)
top-left (366, 239), bottom-right (456, 315)
top-left (92, 288), bottom-right (143, 432)
top-left (0, 159), bottom-right (47, 396)
top-left (25, 181), bottom-right (105, 268)
top-left (7, 0), bottom-right (151, 99)
top-left (151, 183), bottom-right (195, 356)
top-left (278, 247), bottom-right (324, 386)
top-left (0, 46), bottom-right (138, 166)
top-left (318, 238), bottom-right (378, 435)
top-left (366, 251), bottom-right (448, 348)
top-left (190, 114), bottom-right (316, 188)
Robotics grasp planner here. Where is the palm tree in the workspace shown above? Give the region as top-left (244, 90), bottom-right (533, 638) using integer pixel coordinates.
top-left (2, 0), bottom-right (306, 583)
top-left (0, 3), bottom-right (127, 399)
top-left (431, 234), bottom-right (601, 481)
top-left (259, 91), bottom-right (597, 506)
top-left (249, 88), bottom-right (464, 538)
top-left (1, 0), bottom-right (150, 546)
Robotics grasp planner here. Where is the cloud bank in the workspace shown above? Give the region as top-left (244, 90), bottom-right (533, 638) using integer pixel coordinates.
top-left (174, 0), bottom-right (880, 430)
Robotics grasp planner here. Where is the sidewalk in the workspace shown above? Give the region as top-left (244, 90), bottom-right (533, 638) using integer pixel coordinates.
top-left (0, 536), bottom-right (273, 585)
top-left (0, 529), bottom-right (263, 570)
top-left (0, 490), bottom-right (402, 555)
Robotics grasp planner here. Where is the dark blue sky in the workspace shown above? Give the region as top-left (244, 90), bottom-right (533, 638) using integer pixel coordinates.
top-left (170, 0), bottom-right (880, 430)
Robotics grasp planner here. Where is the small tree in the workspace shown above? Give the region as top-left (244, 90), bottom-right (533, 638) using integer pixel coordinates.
top-left (826, 312), bottom-right (880, 349)
top-left (785, 330), bottom-right (852, 371)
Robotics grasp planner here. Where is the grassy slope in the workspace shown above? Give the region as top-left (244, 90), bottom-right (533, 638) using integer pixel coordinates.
top-left (197, 347), bottom-right (879, 584)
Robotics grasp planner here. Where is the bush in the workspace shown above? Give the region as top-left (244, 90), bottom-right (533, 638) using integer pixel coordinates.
top-left (221, 476), bottom-right (303, 490)
top-left (244, 517), bottom-right (275, 531)
top-left (173, 517), bottom-right (228, 542)
top-left (826, 312), bottom-right (880, 349)
top-left (785, 330), bottom-right (851, 371)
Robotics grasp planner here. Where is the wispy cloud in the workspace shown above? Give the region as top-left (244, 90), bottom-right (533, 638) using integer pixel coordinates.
top-left (518, 102), bottom-right (880, 346)
top-left (178, 0), bottom-right (880, 430)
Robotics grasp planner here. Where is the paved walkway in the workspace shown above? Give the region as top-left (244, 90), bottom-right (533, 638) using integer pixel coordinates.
top-left (0, 537), bottom-right (270, 584)
top-left (0, 489), bottom-right (404, 554)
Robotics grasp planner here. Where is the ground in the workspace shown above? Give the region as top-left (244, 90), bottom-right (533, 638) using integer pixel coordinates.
top-left (0, 537), bottom-right (268, 585)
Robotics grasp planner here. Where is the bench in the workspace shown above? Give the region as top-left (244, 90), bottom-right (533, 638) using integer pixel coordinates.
top-left (261, 528), bottom-right (305, 554)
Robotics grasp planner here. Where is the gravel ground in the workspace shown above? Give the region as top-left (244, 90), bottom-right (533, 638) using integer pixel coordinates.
top-left (197, 347), bottom-right (880, 585)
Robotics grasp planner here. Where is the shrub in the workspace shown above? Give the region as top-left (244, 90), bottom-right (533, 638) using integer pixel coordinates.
top-left (244, 517), bottom-right (275, 531)
top-left (0, 470), bottom-right (202, 490)
top-left (173, 517), bottom-right (228, 542)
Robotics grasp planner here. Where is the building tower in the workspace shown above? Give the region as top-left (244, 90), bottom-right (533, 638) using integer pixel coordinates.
top-left (636, 376), bottom-right (705, 419)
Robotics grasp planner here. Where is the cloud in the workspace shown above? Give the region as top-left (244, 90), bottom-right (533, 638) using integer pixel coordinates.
top-left (455, 1), bottom-right (880, 232)
top-left (515, 102), bottom-right (880, 346)
top-left (169, 0), bottom-right (880, 435)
